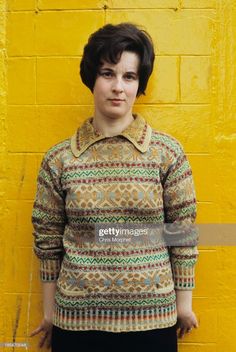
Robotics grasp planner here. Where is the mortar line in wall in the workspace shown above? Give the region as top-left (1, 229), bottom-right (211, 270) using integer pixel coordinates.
top-left (8, 102), bottom-right (211, 105)
top-left (8, 102), bottom-right (211, 108)
top-left (125, 102), bottom-right (210, 105)
top-left (34, 11), bottom-right (37, 106)
top-left (178, 56), bottom-right (181, 103)
top-left (7, 55), bottom-right (212, 58)
top-left (104, 1), bottom-right (107, 24)
top-left (104, 8), bottom-right (216, 10)
top-left (6, 199), bottom-right (35, 203)
top-left (35, 56), bottom-right (38, 105)
top-left (0, 4), bottom-right (7, 340)
top-left (180, 344), bottom-right (216, 347)
top-left (180, 344), bottom-right (217, 348)
top-left (192, 295), bottom-right (218, 299)
top-left (193, 251), bottom-right (217, 254)
top-left (5, 8), bottom-right (217, 13)
top-left (182, 152), bottom-right (212, 155)
top-left (6, 198), bottom-right (40, 201)
top-left (197, 200), bottom-right (215, 203)
top-left (4, 291), bottom-right (43, 295)
top-left (2, 245), bottom-right (34, 249)
top-left (226, 0), bottom-right (234, 119)
top-left (7, 9), bottom-right (110, 13)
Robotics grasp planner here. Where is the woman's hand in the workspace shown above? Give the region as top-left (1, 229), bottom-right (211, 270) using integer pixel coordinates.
top-left (29, 282), bottom-right (57, 348)
top-left (29, 318), bottom-right (53, 349)
top-left (175, 289), bottom-right (199, 339)
top-left (176, 308), bottom-right (198, 339)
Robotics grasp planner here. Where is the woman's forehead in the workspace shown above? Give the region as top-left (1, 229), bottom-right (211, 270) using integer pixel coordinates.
top-left (100, 51), bottom-right (140, 71)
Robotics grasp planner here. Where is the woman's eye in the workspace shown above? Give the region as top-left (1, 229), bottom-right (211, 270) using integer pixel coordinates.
top-left (124, 74), bottom-right (136, 80)
top-left (101, 71), bottom-right (113, 78)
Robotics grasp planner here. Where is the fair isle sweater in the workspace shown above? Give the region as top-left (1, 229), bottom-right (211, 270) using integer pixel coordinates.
top-left (32, 114), bottom-right (198, 332)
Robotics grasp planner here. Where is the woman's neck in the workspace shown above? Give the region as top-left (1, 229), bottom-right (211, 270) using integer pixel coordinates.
top-left (92, 113), bottom-right (135, 137)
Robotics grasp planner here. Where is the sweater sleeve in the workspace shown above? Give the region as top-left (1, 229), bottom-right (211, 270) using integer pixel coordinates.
top-left (32, 150), bottom-right (66, 282)
top-left (162, 142), bottom-right (199, 290)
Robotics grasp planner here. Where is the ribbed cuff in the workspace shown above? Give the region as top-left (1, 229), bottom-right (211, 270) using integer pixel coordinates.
top-left (172, 266), bottom-right (195, 290)
top-left (40, 259), bottom-right (61, 282)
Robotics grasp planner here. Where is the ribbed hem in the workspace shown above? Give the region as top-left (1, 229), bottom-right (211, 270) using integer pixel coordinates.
top-left (52, 304), bottom-right (177, 332)
top-left (40, 259), bottom-right (61, 282)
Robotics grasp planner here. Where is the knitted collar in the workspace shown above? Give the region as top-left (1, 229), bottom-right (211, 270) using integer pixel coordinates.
top-left (70, 113), bottom-right (152, 158)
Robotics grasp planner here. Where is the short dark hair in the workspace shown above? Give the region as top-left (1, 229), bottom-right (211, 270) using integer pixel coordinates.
top-left (80, 23), bottom-right (155, 97)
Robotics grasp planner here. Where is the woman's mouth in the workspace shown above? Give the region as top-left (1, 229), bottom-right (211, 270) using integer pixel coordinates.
top-left (109, 99), bottom-right (125, 105)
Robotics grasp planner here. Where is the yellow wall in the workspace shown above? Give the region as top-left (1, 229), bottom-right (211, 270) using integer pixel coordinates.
top-left (0, 0), bottom-right (236, 351)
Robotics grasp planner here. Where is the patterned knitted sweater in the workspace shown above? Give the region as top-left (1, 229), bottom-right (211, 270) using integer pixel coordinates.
top-left (32, 114), bottom-right (198, 332)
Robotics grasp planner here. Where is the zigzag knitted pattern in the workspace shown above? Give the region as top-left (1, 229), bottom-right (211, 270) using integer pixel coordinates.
top-left (32, 114), bottom-right (198, 332)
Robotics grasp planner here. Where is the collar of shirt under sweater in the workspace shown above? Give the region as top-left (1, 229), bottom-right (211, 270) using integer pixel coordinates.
top-left (70, 114), bottom-right (152, 158)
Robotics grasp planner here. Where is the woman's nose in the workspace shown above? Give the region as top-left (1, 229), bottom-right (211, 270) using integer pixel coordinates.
top-left (112, 78), bottom-right (124, 93)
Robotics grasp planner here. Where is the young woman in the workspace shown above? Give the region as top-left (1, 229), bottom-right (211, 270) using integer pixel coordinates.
top-left (30, 23), bottom-right (198, 352)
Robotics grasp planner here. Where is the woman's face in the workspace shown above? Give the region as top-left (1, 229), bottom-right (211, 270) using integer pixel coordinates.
top-left (93, 51), bottom-right (140, 121)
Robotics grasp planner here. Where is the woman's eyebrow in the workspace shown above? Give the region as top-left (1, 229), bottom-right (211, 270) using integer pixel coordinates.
top-left (100, 67), bottom-right (138, 74)
top-left (99, 67), bottom-right (114, 71)
top-left (126, 71), bottom-right (138, 75)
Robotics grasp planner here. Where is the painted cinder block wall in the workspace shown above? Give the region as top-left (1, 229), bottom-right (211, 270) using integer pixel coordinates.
top-left (0, 0), bottom-right (236, 351)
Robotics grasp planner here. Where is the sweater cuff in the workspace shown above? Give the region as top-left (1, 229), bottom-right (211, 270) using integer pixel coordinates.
top-left (40, 259), bottom-right (61, 282)
top-left (172, 266), bottom-right (196, 290)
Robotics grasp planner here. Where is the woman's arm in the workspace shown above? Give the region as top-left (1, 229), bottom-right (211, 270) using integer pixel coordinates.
top-left (176, 290), bottom-right (198, 338)
top-left (29, 282), bottom-right (57, 349)
top-left (30, 149), bottom-right (66, 348)
top-left (43, 282), bottom-right (57, 321)
top-left (161, 138), bottom-right (199, 338)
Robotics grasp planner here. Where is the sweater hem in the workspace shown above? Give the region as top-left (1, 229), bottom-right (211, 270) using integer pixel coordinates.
top-left (52, 305), bottom-right (177, 332)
